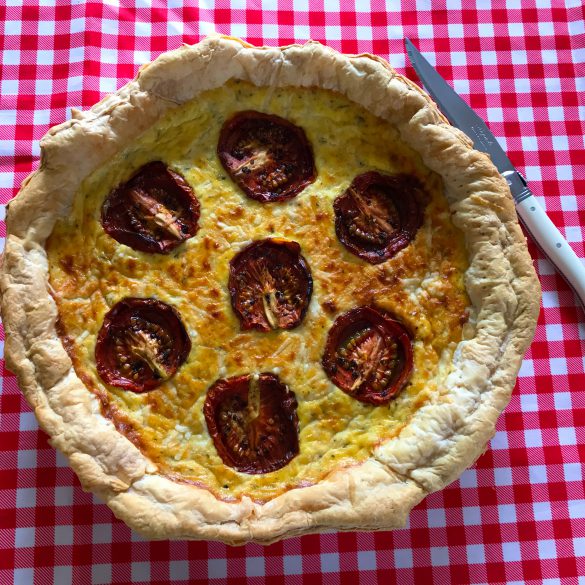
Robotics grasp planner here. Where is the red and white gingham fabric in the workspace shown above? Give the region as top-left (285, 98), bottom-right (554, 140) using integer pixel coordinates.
top-left (1, 1), bottom-right (584, 583)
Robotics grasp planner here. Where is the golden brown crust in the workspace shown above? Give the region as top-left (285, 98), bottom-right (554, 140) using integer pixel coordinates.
top-left (0, 35), bottom-right (540, 544)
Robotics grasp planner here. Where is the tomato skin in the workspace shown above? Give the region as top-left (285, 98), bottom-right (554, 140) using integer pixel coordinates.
top-left (322, 306), bottom-right (413, 405)
top-left (228, 238), bottom-right (313, 332)
top-left (95, 298), bottom-right (191, 393)
top-left (217, 111), bottom-right (316, 203)
top-left (334, 171), bottom-right (426, 264)
top-left (101, 161), bottom-right (200, 254)
top-left (203, 373), bottom-right (300, 474)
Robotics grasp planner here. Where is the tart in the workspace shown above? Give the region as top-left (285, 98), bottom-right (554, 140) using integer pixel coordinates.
top-left (0, 36), bottom-right (540, 544)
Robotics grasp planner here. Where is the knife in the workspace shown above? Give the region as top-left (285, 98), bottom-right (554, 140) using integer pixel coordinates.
top-left (404, 38), bottom-right (585, 310)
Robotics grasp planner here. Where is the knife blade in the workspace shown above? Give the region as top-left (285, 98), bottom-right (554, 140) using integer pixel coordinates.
top-left (404, 38), bottom-right (585, 310)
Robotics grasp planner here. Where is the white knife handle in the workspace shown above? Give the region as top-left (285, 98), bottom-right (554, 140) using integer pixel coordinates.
top-left (516, 195), bottom-right (585, 308)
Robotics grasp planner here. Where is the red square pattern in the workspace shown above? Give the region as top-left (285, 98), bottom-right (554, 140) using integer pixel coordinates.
top-left (1, 1), bottom-right (584, 583)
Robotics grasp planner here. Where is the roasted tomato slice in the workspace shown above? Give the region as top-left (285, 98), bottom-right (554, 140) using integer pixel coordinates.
top-left (229, 238), bottom-right (313, 332)
top-left (95, 298), bottom-right (191, 392)
top-left (204, 373), bottom-right (299, 474)
top-left (101, 161), bottom-right (200, 254)
top-left (322, 306), bottom-right (413, 405)
top-left (217, 111), bottom-right (316, 203)
top-left (334, 171), bottom-right (426, 264)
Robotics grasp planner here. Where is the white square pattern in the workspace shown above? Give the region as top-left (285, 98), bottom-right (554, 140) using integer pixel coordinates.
top-left (502, 542), bottom-right (522, 562)
top-left (463, 506), bottom-right (482, 526)
top-left (520, 393), bottom-right (538, 412)
top-left (15, 527), bottom-right (35, 548)
top-left (430, 547), bottom-right (450, 567)
top-left (134, 22), bottom-right (152, 37)
top-left (566, 226), bottom-right (582, 243)
top-left (208, 559), bottom-right (227, 579)
top-left (533, 501), bottom-right (552, 521)
top-left (529, 465), bottom-right (548, 484)
top-left (564, 463), bottom-right (582, 482)
top-left (495, 467), bottom-right (513, 486)
top-left (538, 540), bottom-right (558, 560)
top-left (568, 500), bottom-right (585, 519)
top-left (558, 427), bottom-right (577, 446)
top-left (519, 360), bottom-right (535, 377)
top-left (358, 550), bottom-right (377, 571)
top-left (37, 20), bottom-right (56, 36)
top-left (428, 508), bottom-right (447, 527)
top-left (394, 548), bottom-right (413, 569)
top-left (524, 429), bottom-right (543, 448)
top-left (54, 525), bottom-right (74, 546)
top-left (467, 544), bottom-right (486, 564)
top-left (498, 504), bottom-right (517, 523)
top-left (491, 430), bottom-right (510, 449)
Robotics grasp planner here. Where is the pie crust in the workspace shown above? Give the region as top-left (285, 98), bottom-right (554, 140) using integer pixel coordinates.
top-left (0, 35), bottom-right (540, 544)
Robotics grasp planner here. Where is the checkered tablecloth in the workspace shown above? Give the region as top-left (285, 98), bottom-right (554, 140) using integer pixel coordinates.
top-left (1, 1), bottom-right (584, 583)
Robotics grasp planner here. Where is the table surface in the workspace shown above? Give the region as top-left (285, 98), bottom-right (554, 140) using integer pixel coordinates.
top-left (1, 1), bottom-right (584, 584)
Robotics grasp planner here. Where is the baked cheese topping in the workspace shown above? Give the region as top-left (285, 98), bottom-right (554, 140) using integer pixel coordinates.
top-left (47, 81), bottom-right (470, 502)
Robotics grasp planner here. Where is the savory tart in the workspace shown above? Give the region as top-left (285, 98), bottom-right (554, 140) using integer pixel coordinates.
top-left (0, 35), bottom-right (540, 544)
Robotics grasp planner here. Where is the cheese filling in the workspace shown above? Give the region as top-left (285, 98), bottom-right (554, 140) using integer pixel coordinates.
top-left (47, 81), bottom-right (470, 502)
